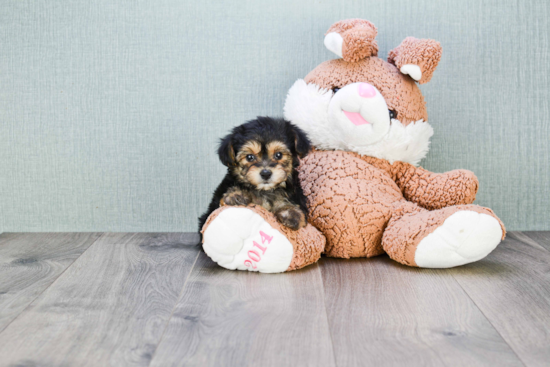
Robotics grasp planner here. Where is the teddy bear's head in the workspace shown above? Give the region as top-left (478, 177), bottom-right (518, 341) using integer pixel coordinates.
top-left (284, 19), bottom-right (442, 165)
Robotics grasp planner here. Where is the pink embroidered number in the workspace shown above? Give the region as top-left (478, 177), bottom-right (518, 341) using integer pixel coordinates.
top-left (252, 241), bottom-right (266, 254)
top-left (243, 230), bottom-right (273, 269)
top-left (248, 250), bottom-right (261, 262)
top-left (244, 260), bottom-right (256, 269)
top-left (260, 231), bottom-right (273, 244)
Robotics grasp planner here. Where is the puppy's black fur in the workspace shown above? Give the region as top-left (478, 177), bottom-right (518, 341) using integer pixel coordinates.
top-left (198, 116), bottom-right (311, 233)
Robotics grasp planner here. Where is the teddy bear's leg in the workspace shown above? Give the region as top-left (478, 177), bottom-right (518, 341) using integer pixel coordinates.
top-left (201, 205), bottom-right (325, 273)
top-left (382, 201), bottom-right (505, 268)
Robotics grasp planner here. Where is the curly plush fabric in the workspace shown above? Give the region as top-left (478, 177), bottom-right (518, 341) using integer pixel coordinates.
top-left (202, 204), bottom-right (326, 271)
top-left (298, 150), bottom-right (505, 261)
top-left (240, 205), bottom-right (326, 271)
top-left (388, 37), bottom-right (442, 84)
top-left (304, 58), bottom-right (428, 125)
top-left (390, 162), bottom-right (479, 210)
top-left (326, 19), bottom-right (379, 62)
top-left (298, 150), bottom-right (398, 258)
top-left (382, 202), bottom-right (506, 266)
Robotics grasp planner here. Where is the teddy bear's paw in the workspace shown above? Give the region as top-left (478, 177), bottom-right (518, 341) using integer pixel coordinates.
top-left (202, 207), bottom-right (294, 273)
top-left (414, 210), bottom-right (503, 268)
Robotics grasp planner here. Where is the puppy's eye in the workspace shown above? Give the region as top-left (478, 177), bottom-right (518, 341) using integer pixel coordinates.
top-left (389, 109), bottom-right (397, 119)
top-left (246, 154), bottom-right (255, 162)
top-left (274, 152), bottom-right (283, 160)
top-left (332, 87), bottom-right (340, 93)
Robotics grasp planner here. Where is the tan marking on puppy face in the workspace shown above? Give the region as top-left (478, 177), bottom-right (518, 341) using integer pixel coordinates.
top-left (246, 165), bottom-right (288, 190)
top-left (245, 165), bottom-right (265, 187)
top-left (263, 141), bottom-right (293, 190)
top-left (235, 140), bottom-right (262, 163)
top-left (266, 141), bottom-right (292, 168)
top-left (232, 139), bottom-right (295, 190)
top-left (232, 140), bottom-right (261, 185)
top-left (266, 141), bottom-right (290, 158)
top-left (266, 141), bottom-right (293, 186)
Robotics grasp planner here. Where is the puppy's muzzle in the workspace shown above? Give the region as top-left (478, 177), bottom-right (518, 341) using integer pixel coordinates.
top-left (260, 169), bottom-right (272, 180)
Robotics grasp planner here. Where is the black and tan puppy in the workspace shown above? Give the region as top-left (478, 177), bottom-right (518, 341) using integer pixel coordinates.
top-left (198, 117), bottom-right (311, 232)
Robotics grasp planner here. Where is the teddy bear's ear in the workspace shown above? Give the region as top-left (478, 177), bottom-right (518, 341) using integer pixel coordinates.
top-left (324, 19), bottom-right (378, 63)
top-left (388, 37), bottom-right (442, 84)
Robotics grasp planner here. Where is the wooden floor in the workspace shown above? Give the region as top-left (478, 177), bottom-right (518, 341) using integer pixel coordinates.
top-left (0, 232), bottom-right (549, 366)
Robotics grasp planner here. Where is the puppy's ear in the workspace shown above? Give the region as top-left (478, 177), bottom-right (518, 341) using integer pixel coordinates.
top-left (289, 123), bottom-right (311, 158)
top-left (218, 134), bottom-right (236, 167)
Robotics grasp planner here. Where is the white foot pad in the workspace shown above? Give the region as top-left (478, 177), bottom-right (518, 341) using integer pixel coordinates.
top-left (202, 207), bottom-right (294, 273)
top-left (415, 210), bottom-right (503, 268)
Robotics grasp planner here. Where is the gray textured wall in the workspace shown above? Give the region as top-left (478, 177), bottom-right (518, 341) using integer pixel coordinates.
top-left (0, 0), bottom-right (548, 232)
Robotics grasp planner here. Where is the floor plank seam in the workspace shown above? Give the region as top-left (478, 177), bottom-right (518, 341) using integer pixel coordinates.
top-left (0, 232), bottom-right (105, 336)
top-left (317, 261), bottom-right (341, 367)
top-left (450, 273), bottom-right (528, 367)
top-left (512, 232), bottom-right (550, 254)
top-left (147, 249), bottom-right (201, 367)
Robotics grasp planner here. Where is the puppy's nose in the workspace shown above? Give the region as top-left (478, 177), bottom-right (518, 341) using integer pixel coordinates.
top-left (260, 169), bottom-right (272, 180)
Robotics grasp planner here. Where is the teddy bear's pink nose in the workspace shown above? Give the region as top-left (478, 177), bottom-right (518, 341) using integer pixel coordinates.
top-left (358, 83), bottom-right (376, 98)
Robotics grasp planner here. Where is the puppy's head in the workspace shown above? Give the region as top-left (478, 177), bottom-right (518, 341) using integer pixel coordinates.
top-left (218, 117), bottom-right (311, 190)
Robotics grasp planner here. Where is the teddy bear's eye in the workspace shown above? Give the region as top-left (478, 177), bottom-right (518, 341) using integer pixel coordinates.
top-left (332, 87), bottom-right (340, 93)
top-left (389, 110), bottom-right (397, 120)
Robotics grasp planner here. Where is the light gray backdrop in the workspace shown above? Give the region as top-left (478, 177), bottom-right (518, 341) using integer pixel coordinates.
top-left (1, 0), bottom-right (548, 232)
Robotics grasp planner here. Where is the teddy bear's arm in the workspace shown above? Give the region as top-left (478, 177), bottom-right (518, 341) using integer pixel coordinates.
top-left (391, 161), bottom-right (479, 210)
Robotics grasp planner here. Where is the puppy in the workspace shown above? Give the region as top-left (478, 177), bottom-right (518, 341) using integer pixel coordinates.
top-left (198, 116), bottom-right (311, 232)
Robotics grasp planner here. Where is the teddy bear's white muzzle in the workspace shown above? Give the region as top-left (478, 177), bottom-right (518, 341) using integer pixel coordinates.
top-left (328, 82), bottom-right (391, 147)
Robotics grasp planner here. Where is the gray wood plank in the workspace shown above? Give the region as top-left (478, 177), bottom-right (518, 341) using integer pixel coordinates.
top-left (0, 232), bottom-right (101, 332)
top-left (449, 232), bottom-right (550, 367)
top-left (520, 231), bottom-right (550, 251)
top-left (320, 256), bottom-right (523, 367)
top-left (177, 232), bottom-right (201, 246)
top-left (0, 233), bottom-right (200, 367)
top-left (149, 252), bottom-right (336, 367)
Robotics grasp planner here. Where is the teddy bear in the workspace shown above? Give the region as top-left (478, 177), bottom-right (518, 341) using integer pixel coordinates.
top-left (200, 19), bottom-right (505, 273)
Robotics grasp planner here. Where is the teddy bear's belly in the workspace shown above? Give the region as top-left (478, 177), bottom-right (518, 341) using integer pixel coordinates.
top-left (299, 150), bottom-right (403, 258)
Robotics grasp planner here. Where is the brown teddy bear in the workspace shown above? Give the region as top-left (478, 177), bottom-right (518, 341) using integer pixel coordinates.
top-left (201, 19), bottom-right (505, 273)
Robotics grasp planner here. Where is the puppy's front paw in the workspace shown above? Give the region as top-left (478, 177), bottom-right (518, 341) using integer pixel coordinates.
top-left (276, 207), bottom-right (307, 230)
top-left (221, 189), bottom-right (250, 207)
